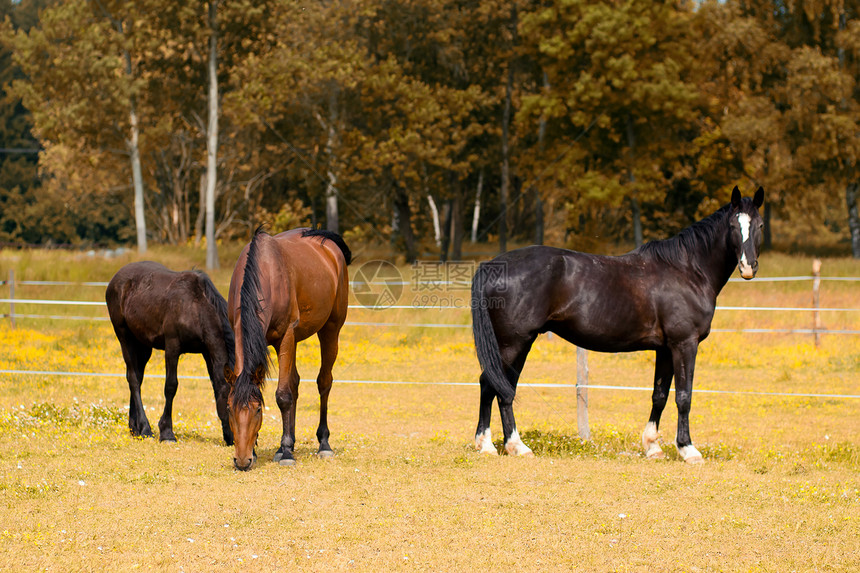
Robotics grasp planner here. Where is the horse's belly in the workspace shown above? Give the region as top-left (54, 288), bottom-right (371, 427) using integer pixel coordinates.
top-left (548, 321), bottom-right (662, 353)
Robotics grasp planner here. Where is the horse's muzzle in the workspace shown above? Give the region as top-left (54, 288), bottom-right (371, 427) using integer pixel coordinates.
top-left (233, 455), bottom-right (256, 471)
top-left (738, 260), bottom-right (758, 280)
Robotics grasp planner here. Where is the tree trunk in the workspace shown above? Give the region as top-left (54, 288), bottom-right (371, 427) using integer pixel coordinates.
top-left (630, 196), bottom-right (643, 247)
top-left (440, 199), bottom-right (452, 262)
top-left (626, 115), bottom-right (642, 247)
top-left (205, 0), bottom-right (219, 270)
top-left (499, 67), bottom-right (512, 254)
top-left (324, 91), bottom-right (339, 233)
top-left (394, 186), bottom-right (418, 263)
top-left (450, 191), bottom-right (464, 261)
top-left (499, 6), bottom-right (517, 255)
top-left (428, 194), bottom-right (442, 248)
top-left (471, 169), bottom-right (483, 243)
top-left (763, 201), bottom-right (772, 251)
top-left (847, 182), bottom-right (860, 258)
top-left (128, 105), bottom-right (146, 254)
top-left (194, 171), bottom-right (205, 246)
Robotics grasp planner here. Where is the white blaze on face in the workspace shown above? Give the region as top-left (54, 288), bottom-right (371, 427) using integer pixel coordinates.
top-left (737, 213), bottom-right (754, 278)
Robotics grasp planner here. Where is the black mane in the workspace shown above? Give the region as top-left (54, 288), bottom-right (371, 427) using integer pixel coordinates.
top-left (194, 270), bottom-right (236, 374)
top-left (232, 227), bottom-right (269, 408)
top-left (635, 203), bottom-right (731, 268)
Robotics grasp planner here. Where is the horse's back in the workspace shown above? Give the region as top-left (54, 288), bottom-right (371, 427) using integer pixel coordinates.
top-left (107, 261), bottom-right (223, 350)
top-left (478, 245), bottom-right (673, 352)
top-left (229, 228), bottom-right (349, 343)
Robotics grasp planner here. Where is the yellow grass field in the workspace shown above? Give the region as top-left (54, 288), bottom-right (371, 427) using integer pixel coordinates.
top-left (1, 247), bottom-right (859, 571)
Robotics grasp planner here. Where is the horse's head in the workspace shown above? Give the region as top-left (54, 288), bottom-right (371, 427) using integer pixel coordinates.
top-left (227, 378), bottom-right (264, 471)
top-left (729, 186), bottom-right (765, 280)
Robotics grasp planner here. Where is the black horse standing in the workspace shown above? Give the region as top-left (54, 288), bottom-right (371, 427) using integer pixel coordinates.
top-left (106, 261), bottom-right (235, 444)
top-left (472, 187), bottom-right (764, 463)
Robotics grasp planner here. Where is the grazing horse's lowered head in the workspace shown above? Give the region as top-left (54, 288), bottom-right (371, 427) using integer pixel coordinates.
top-left (729, 185), bottom-right (765, 280)
top-left (227, 371), bottom-right (265, 471)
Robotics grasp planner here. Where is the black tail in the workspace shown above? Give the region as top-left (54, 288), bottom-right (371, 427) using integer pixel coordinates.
top-left (233, 228), bottom-right (269, 407)
top-left (301, 228), bottom-right (352, 265)
top-left (471, 263), bottom-right (515, 402)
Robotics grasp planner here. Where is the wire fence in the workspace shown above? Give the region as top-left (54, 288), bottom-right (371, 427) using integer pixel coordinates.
top-left (2, 272), bottom-right (860, 335)
top-left (2, 264), bottom-right (859, 438)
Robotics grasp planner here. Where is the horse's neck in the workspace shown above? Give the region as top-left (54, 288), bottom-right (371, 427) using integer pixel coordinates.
top-left (696, 229), bottom-right (736, 300)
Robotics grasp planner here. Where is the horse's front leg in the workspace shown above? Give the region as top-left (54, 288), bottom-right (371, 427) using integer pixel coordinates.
top-left (642, 347), bottom-right (673, 459)
top-left (274, 332), bottom-right (299, 466)
top-left (671, 339), bottom-right (704, 464)
top-left (158, 345), bottom-right (180, 442)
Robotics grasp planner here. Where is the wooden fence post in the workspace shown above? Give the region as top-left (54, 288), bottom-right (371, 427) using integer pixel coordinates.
top-left (576, 346), bottom-right (589, 440)
top-left (7, 269), bottom-right (14, 329)
top-left (812, 259), bottom-right (821, 347)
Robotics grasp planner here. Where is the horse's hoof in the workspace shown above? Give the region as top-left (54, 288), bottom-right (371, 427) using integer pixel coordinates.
top-left (684, 455), bottom-right (705, 465)
top-left (646, 450), bottom-right (666, 460)
top-left (159, 436), bottom-right (177, 443)
top-left (318, 450), bottom-right (335, 459)
top-left (279, 458), bottom-right (297, 467)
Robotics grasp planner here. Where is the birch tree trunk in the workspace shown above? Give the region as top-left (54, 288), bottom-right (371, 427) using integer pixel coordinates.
top-left (128, 105), bottom-right (147, 254)
top-left (471, 170), bottom-right (483, 243)
top-left (205, 0), bottom-right (219, 270)
top-left (428, 194), bottom-right (442, 248)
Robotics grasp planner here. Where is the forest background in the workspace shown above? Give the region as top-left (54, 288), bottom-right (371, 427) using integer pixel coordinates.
top-left (1, 0), bottom-right (860, 267)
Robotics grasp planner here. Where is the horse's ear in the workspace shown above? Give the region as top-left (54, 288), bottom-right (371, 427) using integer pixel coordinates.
top-left (731, 186), bottom-right (741, 209)
top-left (753, 186), bottom-right (764, 208)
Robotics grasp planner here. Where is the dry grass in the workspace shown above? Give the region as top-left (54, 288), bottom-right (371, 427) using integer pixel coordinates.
top-left (0, 247), bottom-right (859, 571)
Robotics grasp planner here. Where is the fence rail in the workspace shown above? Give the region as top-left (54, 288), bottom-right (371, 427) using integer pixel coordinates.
top-left (3, 259), bottom-right (859, 440)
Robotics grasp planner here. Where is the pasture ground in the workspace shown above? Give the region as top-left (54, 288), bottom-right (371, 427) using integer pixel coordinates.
top-left (0, 247), bottom-right (859, 571)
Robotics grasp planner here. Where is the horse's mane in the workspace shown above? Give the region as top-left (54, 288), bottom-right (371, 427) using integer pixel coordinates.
top-left (301, 228), bottom-right (352, 265)
top-left (232, 227), bottom-right (270, 408)
top-left (193, 270), bottom-right (236, 374)
top-left (635, 203), bottom-right (731, 269)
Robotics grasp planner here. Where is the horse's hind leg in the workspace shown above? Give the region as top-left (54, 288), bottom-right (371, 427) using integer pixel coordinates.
top-left (643, 347), bottom-right (673, 459)
top-left (120, 337), bottom-right (153, 437)
top-left (475, 378), bottom-right (498, 454)
top-left (497, 336), bottom-right (536, 456)
top-left (157, 344), bottom-right (180, 442)
top-left (315, 322), bottom-right (341, 458)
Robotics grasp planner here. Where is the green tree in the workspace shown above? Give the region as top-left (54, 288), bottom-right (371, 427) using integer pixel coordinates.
top-left (518, 0), bottom-right (705, 248)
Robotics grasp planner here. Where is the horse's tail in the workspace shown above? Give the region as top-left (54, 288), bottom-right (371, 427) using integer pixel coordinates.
top-left (233, 227), bottom-right (270, 407)
top-left (301, 228), bottom-right (352, 265)
top-left (471, 262), bottom-right (515, 402)
top-left (195, 270), bottom-right (236, 374)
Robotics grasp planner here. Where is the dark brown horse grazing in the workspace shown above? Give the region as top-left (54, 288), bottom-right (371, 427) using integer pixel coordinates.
top-left (472, 186), bottom-right (764, 463)
top-left (105, 261), bottom-right (235, 444)
top-left (227, 227), bottom-right (350, 471)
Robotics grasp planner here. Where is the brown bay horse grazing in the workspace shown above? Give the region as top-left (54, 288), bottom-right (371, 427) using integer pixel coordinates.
top-left (227, 228), bottom-right (350, 471)
top-left (105, 261), bottom-right (235, 444)
top-left (472, 186), bottom-right (764, 463)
